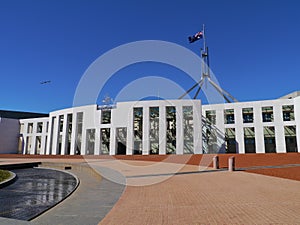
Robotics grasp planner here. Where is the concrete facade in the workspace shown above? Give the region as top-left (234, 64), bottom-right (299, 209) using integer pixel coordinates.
top-left (0, 118), bottom-right (20, 154)
top-left (19, 93), bottom-right (300, 155)
top-left (20, 100), bottom-right (202, 155)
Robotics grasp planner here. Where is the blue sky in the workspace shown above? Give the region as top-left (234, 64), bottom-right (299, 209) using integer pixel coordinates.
top-left (1, 0), bottom-right (299, 113)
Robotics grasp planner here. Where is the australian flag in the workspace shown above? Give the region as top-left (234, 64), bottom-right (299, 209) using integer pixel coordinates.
top-left (188, 31), bottom-right (203, 43)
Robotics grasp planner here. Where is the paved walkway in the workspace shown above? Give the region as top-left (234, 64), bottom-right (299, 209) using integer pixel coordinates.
top-left (1, 157), bottom-right (300, 224)
top-left (0, 160), bottom-right (125, 225)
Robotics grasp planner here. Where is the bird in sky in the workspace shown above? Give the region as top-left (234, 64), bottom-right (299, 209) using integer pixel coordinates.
top-left (40, 80), bottom-right (51, 85)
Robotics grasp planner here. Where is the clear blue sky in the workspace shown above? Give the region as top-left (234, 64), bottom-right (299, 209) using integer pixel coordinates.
top-left (1, 0), bottom-right (299, 113)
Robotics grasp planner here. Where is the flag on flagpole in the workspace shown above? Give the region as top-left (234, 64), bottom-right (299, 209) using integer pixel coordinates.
top-left (188, 31), bottom-right (203, 43)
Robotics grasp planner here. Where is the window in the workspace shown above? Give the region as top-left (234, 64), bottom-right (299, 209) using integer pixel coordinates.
top-left (224, 109), bottom-right (235, 124)
top-left (282, 105), bottom-right (294, 121)
top-left (59, 115), bottom-right (64, 132)
top-left (166, 106), bottom-right (176, 154)
top-left (244, 127), bottom-right (256, 153)
top-left (149, 107), bottom-right (159, 154)
top-left (183, 106), bottom-right (193, 154)
top-left (262, 106), bottom-right (274, 122)
top-left (284, 126), bottom-right (297, 152)
top-left (86, 129), bottom-right (95, 155)
top-left (225, 128), bottom-right (236, 153)
top-left (75, 112), bottom-right (83, 155)
top-left (100, 128), bottom-right (110, 154)
top-left (101, 110), bottom-right (111, 124)
top-left (27, 123), bottom-right (33, 133)
top-left (243, 108), bottom-right (254, 123)
top-left (263, 126), bottom-right (276, 153)
top-left (206, 110), bottom-right (216, 125)
top-left (133, 107), bottom-right (143, 155)
top-left (37, 122), bottom-right (43, 133)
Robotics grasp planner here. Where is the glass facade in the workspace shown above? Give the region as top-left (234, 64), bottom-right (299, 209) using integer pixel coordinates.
top-left (262, 106), bottom-right (274, 122)
top-left (86, 129), bottom-right (95, 155)
top-left (101, 110), bottom-right (111, 124)
top-left (149, 107), bottom-right (159, 154)
top-left (243, 108), bottom-right (254, 123)
top-left (166, 106), bottom-right (176, 154)
top-left (183, 106), bottom-right (193, 154)
top-left (263, 126), bottom-right (276, 153)
top-left (282, 105), bottom-right (294, 121)
top-left (100, 128), bottom-right (110, 154)
top-left (206, 110), bottom-right (216, 125)
top-left (224, 109), bottom-right (235, 124)
top-left (285, 125), bottom-right (297, 152)
top-left (133, 107), bottom-right (143, 154)
top-left (116, 127), bottom-right (127, 155)
top-left (244, 127), bottom-right (256, 153)
top-left (225, 128), bottom-right (236, 153)
top-left (75, 112), bottom-right (83, 155)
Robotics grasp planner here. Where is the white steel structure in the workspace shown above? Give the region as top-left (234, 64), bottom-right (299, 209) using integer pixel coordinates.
top-left (19, 92), bottom-right (300, 155)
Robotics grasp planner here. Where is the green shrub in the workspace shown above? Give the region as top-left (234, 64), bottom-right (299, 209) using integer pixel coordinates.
top-left (0, 170), bottom-right (11, 182)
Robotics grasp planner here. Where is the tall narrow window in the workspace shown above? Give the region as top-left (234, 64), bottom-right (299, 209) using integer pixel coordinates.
top-left (206, 110), bottom-right (216, 125)
top-left (86, 129), bottom-right (95, 155)
top-left (116, 127), bottom-right (127, 155)
top-left (262, 106), bottom-right (274, 122)
top-left (183, 106), bottom-right (193, 154)
top-left (75, 112), bottom-right (83, 155)
top-left (28, 123), bottom-right (33, 133)
top-left (35, 136), bottom-right (42, 155)
top-left (133, 107), bottom-right (143, 154)
top-left (225, 128), bottom-right (236, 153)
top-left (264, 126), bottom-right (276, 153)
top-left (224, 109), bottom-right (235, 124)
top-left (282, 105), bottom-right (294, 121)
top-left (66, 114), bottom-right (72, 155)
top-left (149, 107), bottom-right (159, 154)
top-left (100, 128), bottom-right (110, 154)
top-left (101, 110), bottom-right (111, 124)
top-left (244, 127), bottom-right (256, 153)
top-left (243, 108), bottom-right (254, 123)
top-left (285, 126), bottom-right (297, 152)
top-left (37, 122), bottom-right (43, 133)
top-left (166, 106), bottom-right (176, 154)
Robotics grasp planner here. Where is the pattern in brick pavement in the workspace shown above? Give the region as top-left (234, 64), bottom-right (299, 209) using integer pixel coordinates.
top-left (99, 170), bottom-right (300, 225)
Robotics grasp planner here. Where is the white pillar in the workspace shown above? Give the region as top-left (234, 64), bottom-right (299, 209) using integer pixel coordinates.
top-left (61, 114), bottom-right (68, 155)
top-left (70, 113), bottom-right (77, 155)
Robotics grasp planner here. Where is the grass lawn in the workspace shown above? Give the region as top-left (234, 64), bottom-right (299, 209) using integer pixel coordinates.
top-left (0, 170), bottom-right (11, 182)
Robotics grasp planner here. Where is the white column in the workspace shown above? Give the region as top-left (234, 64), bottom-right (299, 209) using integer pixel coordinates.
top-left (126, 108), bottom-right (133, 155)
top-left (61, 114), bottom-right (68, 155)
top-left (52, 116), bottom-right (59, 155)
top-left (46, 117), bottom-right (54, 155)
top-left (159, 105), bottom-right (166, 154)
top-left (95, 128), bottom-right (100, 155)
top-left (276, 125), bottom-right (286, 153)
top-left (254, 106), bottom-right (264, 153)
top-left (30, 123), bottom-right (37, 154)
top-left (70, 113), bottom-right (77, 155)
top-left (143, 107), bottom-right (150, 155)
top-left (110, 127), bottom-right (116, 155)
top-left (235, 107), bottom-right (245, 153)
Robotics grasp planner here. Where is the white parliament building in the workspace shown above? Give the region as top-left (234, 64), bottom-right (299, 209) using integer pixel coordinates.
top-left (17, 91), bottom-right (300, 155)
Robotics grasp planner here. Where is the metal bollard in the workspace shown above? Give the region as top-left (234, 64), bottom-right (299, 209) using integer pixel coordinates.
top-left (228, 156), bottom-right (235, 171)
top-left (213, 156), bottom-right (219, 169)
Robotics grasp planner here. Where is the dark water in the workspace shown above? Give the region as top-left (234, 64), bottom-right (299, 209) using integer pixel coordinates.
top-left (0, 168), bottom-right (77, 221)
